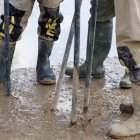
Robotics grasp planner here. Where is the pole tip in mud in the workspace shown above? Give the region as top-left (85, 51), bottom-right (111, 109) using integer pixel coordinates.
top-left (83, 106), bottom-right (88, 113)
top-left (6, 87), bottom-right (11, 96)
top-left (71, 121), bottom-right (77, 126)
top-left (50, 108), bottom-right (56, 112)
top-left (6, 94), bottom-right (11, 96)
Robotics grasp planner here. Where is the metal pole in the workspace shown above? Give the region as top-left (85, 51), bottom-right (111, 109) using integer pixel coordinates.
top-left (51, 0), bottom-right (83, 111)
top-left (4, 0), bottom-right (11, 96)
top-left (71, 0), bottom-right (80, 125)
top-left (84, 0), bottom-right (98, 110)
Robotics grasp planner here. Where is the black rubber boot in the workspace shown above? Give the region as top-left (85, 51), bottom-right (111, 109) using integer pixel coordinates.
top-left (36, 37), bottom-right (56, 85)
top-left (65, 21), bottom-right (112, 78)
top-left (0, 42), bottom-right (16, 84)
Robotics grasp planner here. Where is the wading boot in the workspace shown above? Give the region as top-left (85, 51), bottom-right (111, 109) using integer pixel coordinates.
top-left (65, 21), bottom-right (112, 79)
top-left (109, 84), bottom-right (140, 138)
top-left (36, 37), bottom-right (56, 85)
top-left (0, 42), bottom-right (16, 85)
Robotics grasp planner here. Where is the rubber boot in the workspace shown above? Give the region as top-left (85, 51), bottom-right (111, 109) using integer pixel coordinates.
top-left (0, 42), bottom-right (16, 84)
top-left (110, 60), bottom-right (140, 138)
top-left (36, 37), bottom-right (56, 85)
top-left (65, 21), bottom-right (112, 79)
top-left (119, 73), bottom-right (132, 89)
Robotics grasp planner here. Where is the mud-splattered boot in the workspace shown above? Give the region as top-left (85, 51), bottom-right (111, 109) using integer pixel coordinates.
top-left (0, 42), bottom-right (16, 85)
top-left (65, 21), bottom-right (112, 79)
top-left (66, 62), bottom-right (105, 79)
top-left (119, 73), bottom-right (132, 89)
top-left (109, 84), bottom-right (140, 138)
top-left (36, 37), bottom-right (56, 85)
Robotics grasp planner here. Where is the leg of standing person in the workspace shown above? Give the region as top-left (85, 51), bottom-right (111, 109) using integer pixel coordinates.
top-left (109, 0), bottom-right (140, 138)
top-left (0, 0), bottom-right (35, 84)
top-left (65, 0), bottom-right (114, 79)
top-left (36, 0), bottom-right (63, 85)
top-left (65, 0), bottom-right (132, 88)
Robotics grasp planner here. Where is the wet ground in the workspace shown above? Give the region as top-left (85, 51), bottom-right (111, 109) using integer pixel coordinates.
top-left (0, 1), bottom-right (139, 140)
top-left (0, 58), bottom-right (140, 140)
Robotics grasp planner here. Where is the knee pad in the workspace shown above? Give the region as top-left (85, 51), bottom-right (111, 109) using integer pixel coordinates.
top-left (39, 7), bottom-right (63, 41)
top-left (0, 3), bottom-right (25, 42)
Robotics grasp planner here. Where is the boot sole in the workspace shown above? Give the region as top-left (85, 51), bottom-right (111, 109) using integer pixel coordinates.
top-left (65, 72), bottom-right (86, 78)
top-left (119, 84), bottom-right (132, 89)
top-left (92, 74), bottom-right (104, 79)
top-left (65, 73), bottom-right (104, 79)
top-left (110, 133), bottom-right (140, 139)
top-left (38, 79), bottom-right (56, 85)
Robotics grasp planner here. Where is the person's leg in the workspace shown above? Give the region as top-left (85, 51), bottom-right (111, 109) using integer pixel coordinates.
top-left (109, 0), bottom-right (140, 138)
top-left (65, 0), bottom-right (114, 79)
top-left (0, 0), bottom-right (35, 84)
top-left (115, 0), bottom-right (140, 113)
top-left (36, 0), bottom-right (63, 85)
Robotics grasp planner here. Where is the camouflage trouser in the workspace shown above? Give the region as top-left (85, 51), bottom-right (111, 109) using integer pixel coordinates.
top-left (97, 0), bottom-right (140, 75)
top-left (0, 0), bottom-right (63, 42)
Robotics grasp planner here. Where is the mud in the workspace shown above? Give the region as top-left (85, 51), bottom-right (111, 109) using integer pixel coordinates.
top-left (0, 58), bottom-right (139, 140)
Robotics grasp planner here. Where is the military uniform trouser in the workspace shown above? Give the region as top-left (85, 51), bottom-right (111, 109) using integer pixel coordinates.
top-left (0, 0), bottom-right (63, 43)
